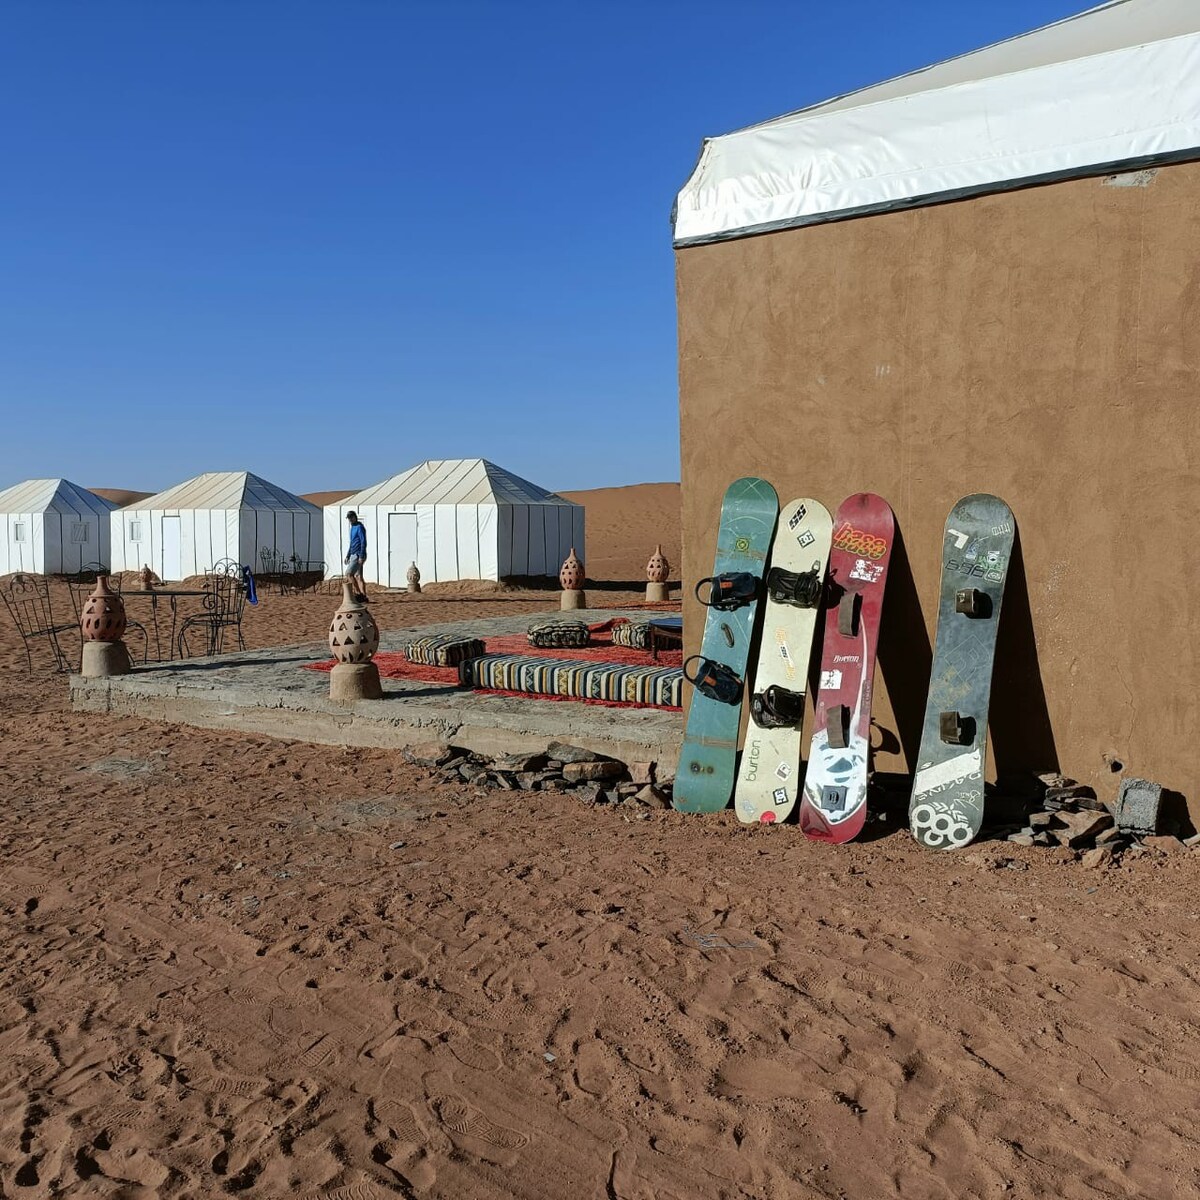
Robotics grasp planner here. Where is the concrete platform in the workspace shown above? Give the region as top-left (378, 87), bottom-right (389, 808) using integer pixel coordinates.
top-left (70, 609), bottom-right (683, 770)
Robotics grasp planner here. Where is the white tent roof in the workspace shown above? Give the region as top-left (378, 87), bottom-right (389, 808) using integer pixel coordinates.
top-left (0, 478), bottom-right (116, 516)
top-left (344, 459), bottom-right (580, 508)
top-left (136, 471), bottom-right (319, 513)
top-left (673, 0), bottom-right (1200, 246)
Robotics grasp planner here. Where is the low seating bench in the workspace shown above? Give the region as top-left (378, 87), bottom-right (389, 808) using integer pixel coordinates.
top-left (459, 653), bottom-right (682, 709)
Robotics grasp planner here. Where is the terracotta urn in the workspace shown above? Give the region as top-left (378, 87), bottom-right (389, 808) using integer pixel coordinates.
top-left (559, 547), bottom-right (584, 591)
top-left (646, 544), bottom-right (670, 584)
top-left (140, 564), bottom-right (155, 591)
top-left (80, 576), bottom-right (127, 643)
top-left (406, 561), bottom-right (422, 593)
top-left (328, 580), bottom-right (380, 664)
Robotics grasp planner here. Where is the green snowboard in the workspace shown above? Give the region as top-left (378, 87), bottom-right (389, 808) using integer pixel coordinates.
top-left (674, 477), bottom-right (779, 814)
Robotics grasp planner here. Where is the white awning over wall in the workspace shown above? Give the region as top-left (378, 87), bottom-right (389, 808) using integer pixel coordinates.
top-left (674, 0), bottom-right (1200, 246)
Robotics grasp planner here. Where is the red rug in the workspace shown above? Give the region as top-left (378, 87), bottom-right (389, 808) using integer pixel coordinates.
top-left (303, 620), bottom-right (683, 701)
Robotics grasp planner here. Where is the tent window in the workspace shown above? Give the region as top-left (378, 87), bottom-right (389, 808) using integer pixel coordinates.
top-left (12, 522), bottom-right (26, 543)
top-left (70, 523), bottom-right (89, 544)
top-left (128, 520), bottom-right (143, 542)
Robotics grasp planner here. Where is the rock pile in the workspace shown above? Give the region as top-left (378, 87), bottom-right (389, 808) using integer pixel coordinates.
top-left (1007, 772), bottom-right (1193, 865)
top-left (401, 741), bottom-right (673, 810)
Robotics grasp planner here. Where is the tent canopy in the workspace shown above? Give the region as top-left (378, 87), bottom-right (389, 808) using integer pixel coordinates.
top-left (326, 459), bottom-right (584, 585)
top-left (110, 470), bottom-right (321, 580)
top-left (673, 0), bottom-right (1200, 246)
top-left (0, 478), bottom-right (116, 575)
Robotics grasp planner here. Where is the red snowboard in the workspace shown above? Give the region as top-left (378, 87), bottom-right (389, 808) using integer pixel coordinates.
top-left (798, 493), bottom-right (895, 843)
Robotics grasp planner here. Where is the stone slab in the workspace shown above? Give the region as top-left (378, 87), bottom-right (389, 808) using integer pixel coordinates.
top-left (70, 609), bottom-right (681, 770)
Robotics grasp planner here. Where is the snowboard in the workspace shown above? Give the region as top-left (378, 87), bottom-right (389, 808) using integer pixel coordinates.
top-left (674, 477), bottom-right (779, 814)
top-left (909, 494), bottom-right (1015, 850)
top-left (733, 498), bottom-right (832, 825)
top-left (799, 493), bottom-right (895, 843)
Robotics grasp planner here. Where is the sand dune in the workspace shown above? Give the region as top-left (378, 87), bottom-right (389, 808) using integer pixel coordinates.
top-left (301, 489), bottom-right (357, 508)
top-left (559, 482), bottom-right (680, 582)
top-left (89, 487), bottom-right (152, 508)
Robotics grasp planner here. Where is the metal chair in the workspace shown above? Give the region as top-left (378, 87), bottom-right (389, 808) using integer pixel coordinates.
top-left (177, 559), bottom-right (247, 658)
top-left (65, 571), bottom-right (150, 664)
top-left (282, 559), bottom-right (326, 595)
top-left (1, 574), bottom-right (78, 673)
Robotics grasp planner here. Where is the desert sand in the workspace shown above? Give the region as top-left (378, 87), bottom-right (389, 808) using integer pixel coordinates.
top-left (3, 485), bottom-right (1199, 1197)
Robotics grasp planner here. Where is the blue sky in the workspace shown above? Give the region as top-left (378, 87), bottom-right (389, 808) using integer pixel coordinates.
top-left (0, 0), bottom-right (1087, 495)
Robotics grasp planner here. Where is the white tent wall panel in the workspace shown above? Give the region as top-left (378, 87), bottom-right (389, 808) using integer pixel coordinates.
top-left (496, 505), bottom-right (513, 577)
top-left (434, 505), bottom-right (459, 581)
top-left (478, 504), bottom-right (499, 579)
top-left (455, 505), bottom-right (482, 580)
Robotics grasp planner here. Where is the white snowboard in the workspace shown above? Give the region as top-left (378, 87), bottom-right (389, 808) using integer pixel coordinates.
top-left (734, 498), bottom-right (833, 824)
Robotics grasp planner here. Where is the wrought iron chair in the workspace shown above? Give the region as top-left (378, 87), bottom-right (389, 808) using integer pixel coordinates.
top-left (281, 559), bottom-right (326, 595)
top-left (65, 571), bottom-right (150, 664)
top-left (177, 559), bottom-right (248, 658)
top-left (1, 574), bottom-right (78, 673)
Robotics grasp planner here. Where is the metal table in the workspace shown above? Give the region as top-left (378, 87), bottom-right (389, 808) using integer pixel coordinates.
top-left (119, 589), bottom-right (211, 662)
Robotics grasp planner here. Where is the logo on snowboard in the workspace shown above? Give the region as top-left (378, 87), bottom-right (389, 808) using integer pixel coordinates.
top-left (833, 522), bottom-right (887, 560)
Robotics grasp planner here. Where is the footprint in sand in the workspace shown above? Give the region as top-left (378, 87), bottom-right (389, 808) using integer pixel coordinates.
top-left (448, 1040), bottom-right (501, 1073)
top-left (435, 1096), bottom-right (529, 1151)
top-left (179, 1067), bottom-right (265, 1099)
top-left (296, 1034), bottom-right (339, 1070)
top-left (374, 1099), bottom-right (424, 1144)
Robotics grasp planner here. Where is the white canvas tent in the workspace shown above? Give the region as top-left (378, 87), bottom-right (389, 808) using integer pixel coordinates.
top-left (674, 0), bottom-right (1200, 246)
top-left (0, 478), bottom-right (116, 576)
top-left (110, 471), bottom-right (322, 581)
top-left (324, 459), bottom-right (585, 586)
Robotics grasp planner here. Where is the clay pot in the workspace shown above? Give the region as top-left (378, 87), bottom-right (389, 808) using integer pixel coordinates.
top-left (406, 561), bottom-right (422, 593)
top-left (328, 580), bottom-right (380, 664)
top-left (646, 543), bottom-right (670, 584)
top-left (80, 575), bottom-right (127, 643)
top-left (559, 547), bottom-right (584, 591)
top-left (140, 564), bottom-right (155, 591)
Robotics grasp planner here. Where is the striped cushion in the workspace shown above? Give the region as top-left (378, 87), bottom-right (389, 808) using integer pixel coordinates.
top-left (459, 654), bottom-right (682, 708)
top-left (611, 621), bottom-right (650, 650)
top-left (404, 634), bottom-right (486, 667)
top-left (527, 621), bottom-right (590, 650)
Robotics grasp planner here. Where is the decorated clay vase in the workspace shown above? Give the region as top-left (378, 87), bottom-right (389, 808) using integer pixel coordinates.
top-left (559, 547), bottom-right (584, 591)
top-left (328, 580), bottom-right (380, 664)
top-left (140, 564), bottom-right (156, 591)
top-left (80, 575), bottom-right (127, 643)
top-left (646, 544), bottom-right (670, 584)
top-left (406, 561), bottom-right (422, 593)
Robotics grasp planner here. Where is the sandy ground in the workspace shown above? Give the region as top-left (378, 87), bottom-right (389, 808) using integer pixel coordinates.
top-left (4, 563), bottom-right (1200, 1195)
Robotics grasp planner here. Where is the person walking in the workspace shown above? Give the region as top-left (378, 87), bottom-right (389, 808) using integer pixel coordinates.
top-left (345, 511), bottom-right (369, 602)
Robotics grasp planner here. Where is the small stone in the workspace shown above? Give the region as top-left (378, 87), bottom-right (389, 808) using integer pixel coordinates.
top-left (459, 762), bottom-right (489, 782)
top-left (541, 777), bottom-right (569, 792)
top-left (1028, 811), bottom-right (1058, 829)
top-left (389, 841), bottom-right (406, 850)
top-left (1095, 826), bottom-right (1125, 846)
top-left (543, 1052), bottom-right (556, 1063)
top-left (404, 742), bottom-right (458, 767)
top-left (547, 742), bottom-right (604, 764)
top-left (1044, 783), bottom-right (1097, 805)
top-left (1052, 810), bottom-right (1114, 847)
top-left (1184, 832), bottom-right (1200, 848)
top-left (603, 789), bottom-right (622, 806)
top-left (1007, 833), bottom-right (1035, 847)
top-left (515, 772), bottom-right (540, 791)
top-left (574, 782), bottom-right (603, 805)
top-left (1115, 777), bottom-right (1165, 836)
top-left (1032, 832), bottom-right (1054, 847)
top-left (493, 753), bottom-right (547, 772)
top-left (634, 785), bottom-right (669, 809)
top-left (1081, 846), bottom-right (1113, 869)
top-left (562, 761), bottom-right (625, 783)
top-left (629, 762), bottom-right (655, 786)
top-left (1142, 835), bottom-right (1187, 856)
top-left (1038, 772), bottom-right (1074, 788)
top-left (616, 783), bottom-right (640, 797)
top-left (492, 771), bottom-right (517, 791)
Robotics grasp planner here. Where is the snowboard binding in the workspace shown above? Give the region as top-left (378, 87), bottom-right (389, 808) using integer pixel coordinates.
top-left (939, 710), bottom-right (976, 746)
top-left (766, 564), bottom-right (823, 609)
top-left (750, 684), bottom-right (806, 729)
top-left (683, 656), bottom-right (744, 706)
top-left (695, 572), bottom-right (760, 612)
top-left (955, 588), bottom-right (991, 618)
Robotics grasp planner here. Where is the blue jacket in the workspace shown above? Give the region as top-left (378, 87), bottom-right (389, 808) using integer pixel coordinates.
top-left (348, 522), bottom-right (367, 560)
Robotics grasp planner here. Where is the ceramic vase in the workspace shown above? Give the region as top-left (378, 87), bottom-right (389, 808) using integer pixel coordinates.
top-left (406, 561), bottom-right (422, 593)
top-left (559, 547), bottom-right (584, 591)
top-left (646, 544), bottom-right (670, 584)
top-left (80, 576), bottom-right (127, 643)
top-left (328, 580), bottom-right (380, 664)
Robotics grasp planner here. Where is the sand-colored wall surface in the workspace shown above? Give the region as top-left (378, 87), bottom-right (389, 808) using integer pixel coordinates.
top-left (677, 159), bottom-right (1200, 805)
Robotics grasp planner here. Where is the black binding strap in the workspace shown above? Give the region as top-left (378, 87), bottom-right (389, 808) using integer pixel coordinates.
top-left (750, 685), bottom-right (806, 729)
top-left (695, 572), bottom-right (760, 612)
top-left (767, 563), bottom-right (822, 609)
top-left (683, 655), bottom-right (743, 706)
top-left (826, 703), bottom-right (849, 749)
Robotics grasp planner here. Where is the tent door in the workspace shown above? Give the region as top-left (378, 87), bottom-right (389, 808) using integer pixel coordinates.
top-left (161, 516), bottom-right (182, 580)
top-left (388, 513), bottom-right (417, 587)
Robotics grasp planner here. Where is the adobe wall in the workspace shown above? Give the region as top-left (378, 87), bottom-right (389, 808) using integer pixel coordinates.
top-left (675, 160), bottom-right (1200, 813)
